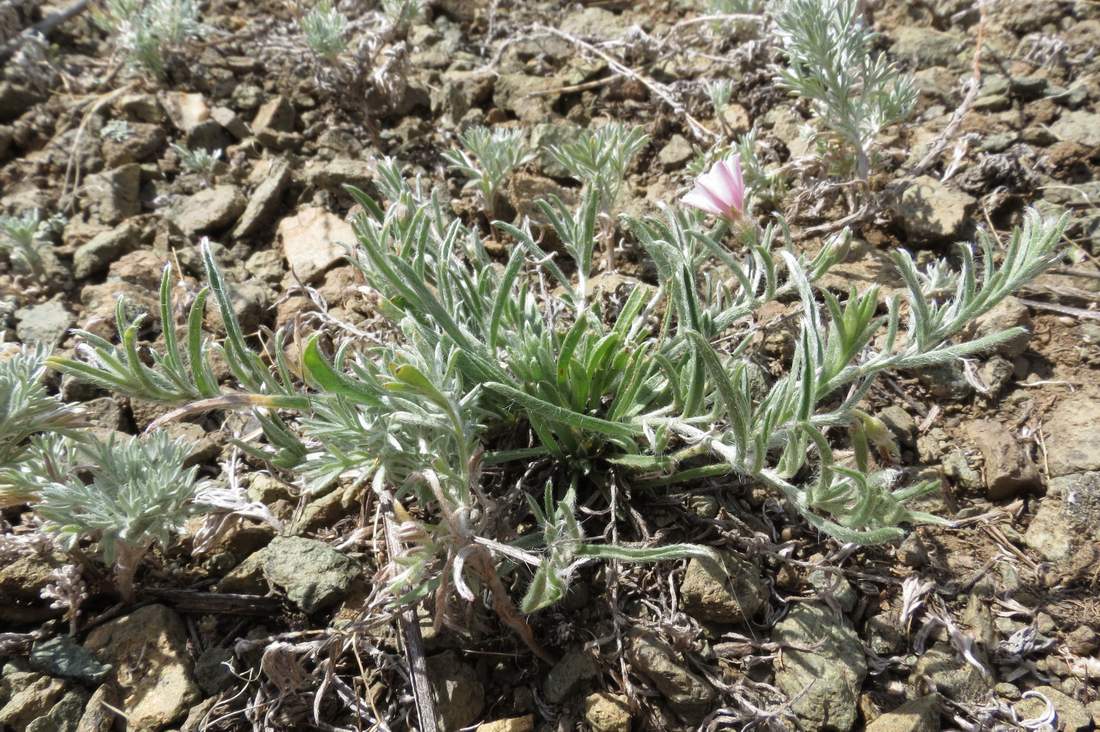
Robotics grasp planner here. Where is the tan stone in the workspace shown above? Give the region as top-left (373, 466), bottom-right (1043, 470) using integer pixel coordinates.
top-left (277, 206), bottom-right (355, 284)
top-left (84, 604), bottom-right (200, 730)
top-left (585, 692), bottom-right (632, 732)
top-left (476, 715), bottom-right (535, 732)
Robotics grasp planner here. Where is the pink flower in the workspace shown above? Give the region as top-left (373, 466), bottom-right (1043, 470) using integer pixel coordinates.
top-left (682, 155), bottom-right (746, 221)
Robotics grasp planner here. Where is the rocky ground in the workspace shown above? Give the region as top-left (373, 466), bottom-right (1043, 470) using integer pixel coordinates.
top-left (1, 0), bottom-right (1100, 730)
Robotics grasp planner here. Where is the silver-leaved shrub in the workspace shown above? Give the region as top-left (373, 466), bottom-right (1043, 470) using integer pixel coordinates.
top-left (50, 119), bottom-right (1068, 642)
top-left (35, 431), bottom-right (208, 602)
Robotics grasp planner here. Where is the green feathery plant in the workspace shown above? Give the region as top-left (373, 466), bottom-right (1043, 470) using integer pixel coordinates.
top-left (94, 0), bottom-right (201, 77)
top-left (0, 346), bottom-right (82, 508)
top-left (710, 0), bottom-right (763, 13)
top-left (772, 0), bottom-right (916, 178)
top-left (101, 119), bottom-right (132, 142)
top-left (547, 123), bottom-right (649, 214)
top-left (170, 143), bottom-right (222, 182)
top-left (0, 210), bottom-right (50, 278)
top-left (35, 431), bottom-right (209, 602)
top-left (49, 139), bottom-right (1068, 642)
top-left (443, 126), bottom-right (533, 219)
top-left (381, 0), bottom-right (424, 31)
top-left (546, 123), bottom-right (649, 267)
top-left (301, 0), bottom-right (349, 62)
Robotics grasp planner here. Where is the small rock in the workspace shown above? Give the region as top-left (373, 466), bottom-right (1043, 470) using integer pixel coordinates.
top-left (891, 26), bottom-right (960, 67)
top-left (971, 297), bottom-right (1031, 358)
top-left (84, 163), bottom-right (141, 225)
top-left (1024, 471), bottom-right (1100, 563)
top-left (584, 692), bottom-right (632, 732)
top-left (910, 644), bottom-right (990, 703)
top-left (291, 481), bottom-right (367, 534)
top-left (719, 102), bottom-right (751, 134)
top-left (1013, 686), bottom-right (1091, 731)
top-left (866, 695), bottom-right (939, 732)
top-left (979, 356), bottom-right (1014, 396)
top-left (942, 449), bottom-right (982, 491)
top-left (865, 613), bottom-right (906, 656)
top-left (506, 173), bottom-right (575, 229)
top-left (116, 93), bottom-right (163, 123)
top-left (260, 536), bottom-right (358, 613)
top-left (16, 300), bottom-right (74, 345)
top-left (766, 105), bottom-right (813, 158)
top-left (231, 83), bottom-right (264, 111)
top-left (252, 96), bottom-right (297, 148)
top-left (476, 715), bottom-right (534, 732)
top-left (1087, 699), bottom-right (1100, 726)
top-left (30, 635), bottom-right (112, 684)
top-left (278, 206), bottom-right (355, 284)
top-left (809, 569), bottom-right (858, 613)
top-left (179, 697), bottom-right (218, 732)
top-left (233, 158), bottom-right (291, 239)
top-left (687, 493), bottom-right (718, 519)
top-left (75, 684), bottom-right (116, 732)
top-left (303, 157), bottom-right (376, 192)
top-left (628, 631), bottom-right (717, 721)
top-left (658, 134), bottom-right (693, 169)
top-left (900, 176), bottom-right (975, 242)
top-left (0, 550), bottom-right (68, 624)
top-left (1050, 110), bottom-right (1100, 149)
top-left (0, 82), bottom-right (45, 122)
top-left (915, 361), bottom-right (972, 400)
top-left (1065, 625), bottom-right (1098, 656)
top-left (773, 603), bottom-right (867, 731)
top-left (203, 276), bottom-right (270, 334)
top-left (0, 673), bottom-right (66, 728)
top-left (170, 185), bottom-right (246, 236)
top-left (1043, 397), bottom-right (1100, 477)
top-left (244, 248), bottom-right (286, 285)
top-left (73, 220), bottom-right (140, 279)
top-left (427, 652), bottom-right (485, 730)
top-left (544, 647), bottom-right (599, 704)
top-left (494, 73), bottom-right (564, 122)
top-left (963, 420), bottom-right (1040, 499)
top-left (84, 604), bottom-right (201, 730)
top-left (108, 248), bottom-right (164, 290)
top-left (252, 96), bottom-right (295, 134)
top-left (100, 122), bottom-right (166, 166)
top-left (216, 550), bottom-right (268, 594)
top-left (1024, 497), bottom-right (1076, 562)
top-left (160, 91), bottom-right (210, 133)
top-left (679, 552), bottom-right (765, 624)
top-left (26, 688), bottom-right (88, 732)
top-left (879, 406), bottom-right (917, 447)
top-left (194, 647), bottom-right (235, 695)
top-left (210, 106), bottom-right (250, 140)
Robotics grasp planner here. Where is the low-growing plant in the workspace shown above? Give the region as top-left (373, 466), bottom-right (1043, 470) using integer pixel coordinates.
top-left (443, 126), bottom-right (533, 219)
top-left (300, 0), bottom-right (349, 62)
top-left (170, 142), bottom-right (222, 182)
top-left (381, 0), bottom-right (424, 32)
top-left (35, 431), bottom-right (209, 602)
top-left (0, 346), bottom-right (82, 508)
top-left (101, 119), bottom-right (132, 142)
top-left (707, 79), bottom-right (734, 124)
top-left (49, 144), bottom-right (1067, 649)
top-left (709, 0), bottom-right (763, 13)
top-left (547, 123), bottom-right (649, 214)
top-left (94, 0), bottom-right (201, 77)
top-left (0, 210), bottom-right (50, 278)
top-left (772, 0), bottom-right (916, 178)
